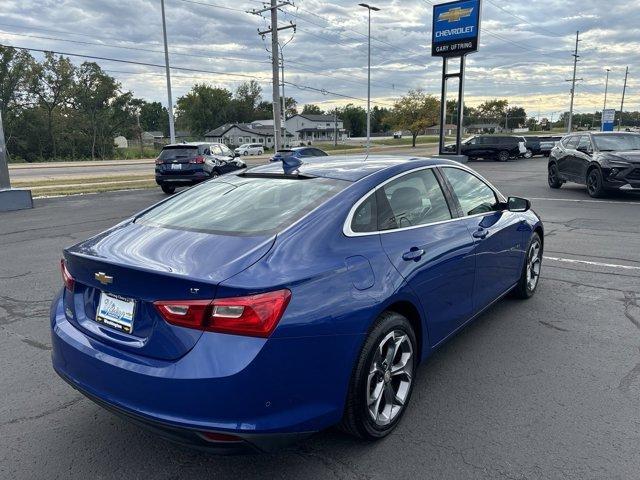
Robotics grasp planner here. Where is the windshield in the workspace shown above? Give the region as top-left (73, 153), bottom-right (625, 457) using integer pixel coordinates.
top-left (593, 134), bottom-right (640, 151)
top-left (158, 146), bottom-right (198, 160)
top-left (137, 176), bottom-right (348, 236)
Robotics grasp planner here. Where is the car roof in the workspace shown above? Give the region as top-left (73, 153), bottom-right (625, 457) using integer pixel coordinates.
top-left (245, 156), bottom-right (461, 182)
top-left (163, 142), bottom-right (207, 148)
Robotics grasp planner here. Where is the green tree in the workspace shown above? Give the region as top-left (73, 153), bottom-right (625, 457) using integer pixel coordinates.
top-left (139, 101), bottom-right (168, 134)
top-left (477, 99), bottom-right (509, 124)
top-left (506, 106), bottom-right (527, 129)
top-left (30, 52), bottom-right (76, 158)
top-left (371, 106), bottom-right (391, 133)
top-left (340, 104), bottom-right (367, 137)
top-left (388, 89), bottom-right (440, 147)
top-left (302, 104), bottom-right (323, 115)
top-left (175, 84), bottom-right (233, 135)
top-left (73, 62), bottom-right (120, 159)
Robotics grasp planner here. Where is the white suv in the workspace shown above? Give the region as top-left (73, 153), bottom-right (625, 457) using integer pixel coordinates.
top-left (234, 143), bottom-right (264, 156)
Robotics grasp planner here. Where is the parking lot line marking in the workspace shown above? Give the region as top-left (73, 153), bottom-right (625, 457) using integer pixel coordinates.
top-left (544, 256), bottom-right (640, 271)
top-left (530, 197), bottom-right (640, 206)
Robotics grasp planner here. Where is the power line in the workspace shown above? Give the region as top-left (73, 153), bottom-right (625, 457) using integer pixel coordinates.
top-left (485, 0), bottom-right (565, 38)
top-left (0, 43), bottom-right (271, 81)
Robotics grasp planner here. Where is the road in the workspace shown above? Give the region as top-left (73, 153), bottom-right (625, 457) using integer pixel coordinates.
top-left (8, 144), bottom-right (440, 183)
top-left (1, 157), bottom-right (640, 479)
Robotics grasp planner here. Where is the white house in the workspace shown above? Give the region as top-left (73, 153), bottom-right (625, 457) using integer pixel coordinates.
top-left (204, 123), bottom-right (292, 148)
top-left (285, 114), bottom-right (347, 143)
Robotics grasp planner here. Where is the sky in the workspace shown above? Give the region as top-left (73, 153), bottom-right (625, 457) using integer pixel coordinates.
top-left (1, 0), bottom-right (638, 120)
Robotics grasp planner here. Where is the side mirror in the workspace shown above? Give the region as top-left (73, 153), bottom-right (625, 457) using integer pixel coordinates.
top-left (507, 196), bottom-right (531, 212)
top-left (577, 146), bottom-right (592, 155)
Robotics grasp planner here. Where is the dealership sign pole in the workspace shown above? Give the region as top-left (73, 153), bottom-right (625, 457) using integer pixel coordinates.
top-left (432, 0), bottom-right (481, 158)
top-left (0, 108), bottom-right (32, 212)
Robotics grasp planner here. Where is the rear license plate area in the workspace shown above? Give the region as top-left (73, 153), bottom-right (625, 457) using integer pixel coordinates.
top-left (96, 292), bottom-right (136, 334)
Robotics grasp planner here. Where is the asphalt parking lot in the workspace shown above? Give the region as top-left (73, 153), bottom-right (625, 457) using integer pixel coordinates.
top-left (1, 156), bottom-right (640, 479)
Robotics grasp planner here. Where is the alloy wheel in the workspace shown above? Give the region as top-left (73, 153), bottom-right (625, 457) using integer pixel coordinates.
top-left (587, 170), bottom-right (599, 195)
top-left (366, 330), bottom-right (413, 426)
top-left (526, 239), bottom-right (542, 291)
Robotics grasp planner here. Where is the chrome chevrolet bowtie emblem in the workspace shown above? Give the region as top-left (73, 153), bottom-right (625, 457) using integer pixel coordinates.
top-left (95, 272), bottom-right (113, 285)
top-left (438, 6), bottom-right (473, 22)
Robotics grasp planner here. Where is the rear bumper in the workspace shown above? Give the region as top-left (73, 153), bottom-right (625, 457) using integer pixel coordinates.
top-left (50, 293), bottom-right (360, 449)
top-left (54, 366), bottom-right (310, 453)
top-left (155, 173), bottom-right (208, 185)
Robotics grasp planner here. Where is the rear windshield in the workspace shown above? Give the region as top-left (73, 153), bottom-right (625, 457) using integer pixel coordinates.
top-left (593, 134), bottom-right (640, 151)
top-left (159, 146), bottom-right (199, 160)
top-left (137, 176), bottom-right (348, 235)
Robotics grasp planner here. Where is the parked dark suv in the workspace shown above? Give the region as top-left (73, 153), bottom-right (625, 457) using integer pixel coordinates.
top-left (548, 132), bottom-right (640, 197)
top-left (155, 143), bottom-right (246, 194)
top-left (444, 135), bottom-right (526, 161)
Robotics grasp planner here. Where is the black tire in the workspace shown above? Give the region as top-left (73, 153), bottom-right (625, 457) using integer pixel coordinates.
top-left (548, 163), bottom-right (562, 189)
top-left (161, 184), bottom-right (175, 195)
top-left (513, 232), bottom-right (542, 299)
top-left (497, 150), bottom-right (510, 162)
top-left (524, 149), bottom-right (533, 159)
top-left (339, 311), bottom-right (417, 440)
top-left (243, 151), bottom-right (249, 156)
top-left (586, 167), bottom-right (606, 198)
top-left (210, 170), bottom-right (219, 179)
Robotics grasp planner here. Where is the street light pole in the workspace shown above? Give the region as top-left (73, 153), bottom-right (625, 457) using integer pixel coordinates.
top-left (603, 68), bottom-right (611, 112)
top-left (359, 3), bottom-right (379, 155)
top-left (160, 0), bottom-right (176, 143)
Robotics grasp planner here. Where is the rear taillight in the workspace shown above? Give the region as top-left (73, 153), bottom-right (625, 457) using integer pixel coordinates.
top-left (154, 289), bottom-right (291, 338)
top-left (60, 259), bottom-right (75, 292)
top-left (189, 155), bottom-right (205, 164)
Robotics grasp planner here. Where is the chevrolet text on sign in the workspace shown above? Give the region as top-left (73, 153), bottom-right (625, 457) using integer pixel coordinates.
top-left (432, 0), bottom-right (481, 57)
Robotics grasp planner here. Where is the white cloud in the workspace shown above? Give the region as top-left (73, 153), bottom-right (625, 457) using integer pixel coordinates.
top-left (0, 0), bottom-right (638, 116)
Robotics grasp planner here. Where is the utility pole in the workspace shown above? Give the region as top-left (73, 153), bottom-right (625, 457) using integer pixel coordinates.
top-left (0, 109), bottom-right (9, 190)
top-left (618, 66), bottom-right (629, 131)
top-left (359, 3), bottom-right (380, 155)
top-left (334, 109), bottom-right (338, 147)
top-left (603, 68), bottom-right (611, 112)
top-left (253, 2), bottom-right (295, 153)
top-left (280, 48), bottom-right (287, 147)
top-left (566, 31), bottom-right (581, 133)
top-left (160, 0), bottom-right (175, 143)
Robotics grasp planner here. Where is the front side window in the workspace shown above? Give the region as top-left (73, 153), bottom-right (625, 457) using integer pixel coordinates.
top-left (577, 135), bottom-right (592, 152)
top-left (378, 169), bottom-right (452, 230)
top-left (442, 167), bottom-right (498, 216)
top-left (564, 136), bottom-right (579, 149)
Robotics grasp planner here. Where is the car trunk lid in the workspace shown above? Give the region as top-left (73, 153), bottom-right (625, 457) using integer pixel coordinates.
top-left (63, 221), bottom-right (275, 360)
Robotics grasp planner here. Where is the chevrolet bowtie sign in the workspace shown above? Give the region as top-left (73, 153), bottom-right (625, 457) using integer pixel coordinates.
top-left (432, 0), bottom-right (481, 57)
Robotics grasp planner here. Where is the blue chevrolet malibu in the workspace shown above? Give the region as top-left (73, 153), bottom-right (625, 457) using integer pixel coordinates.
top-left (51, 156), bottom-right (543, 452)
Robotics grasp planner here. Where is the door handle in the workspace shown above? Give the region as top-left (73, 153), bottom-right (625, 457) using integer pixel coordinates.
top-left (402, 248), bottom-right (425, 262)
top-left (472, 228), bottom-right (488, 239)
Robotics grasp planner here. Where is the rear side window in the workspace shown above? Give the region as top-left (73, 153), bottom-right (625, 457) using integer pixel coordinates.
top-left (442, 167), bottom-right (498, 216)
top-left (158, 146), bottom-right (197, 160)
top-left (351, 193), bottom-right (377, 233)
top-left (377, 169), bottom-right (452, 230)
top-left (138, 177), bottom-right (348, 236)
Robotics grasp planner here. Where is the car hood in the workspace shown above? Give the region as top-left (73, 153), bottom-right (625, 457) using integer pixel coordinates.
top-left (600, 151), bottom-right (640, 164)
